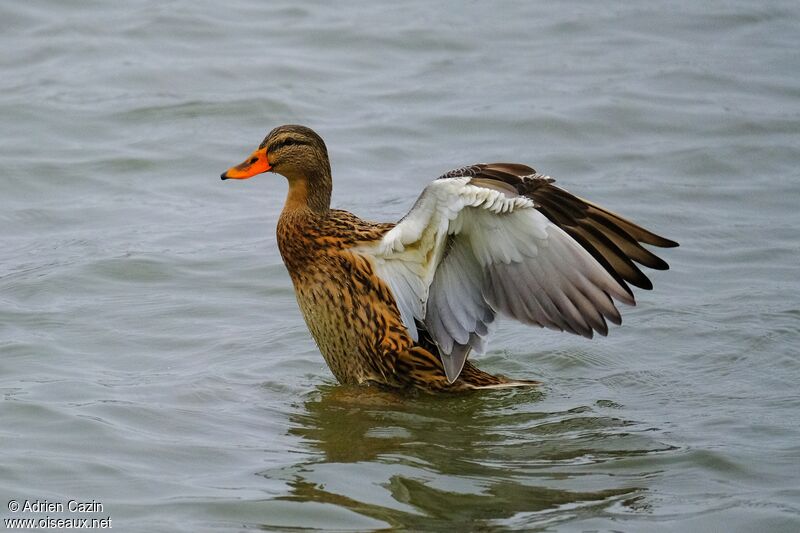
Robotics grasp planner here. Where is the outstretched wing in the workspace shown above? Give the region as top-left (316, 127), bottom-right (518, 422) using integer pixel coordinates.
top-left (353, 163), bottom-right (677, 383)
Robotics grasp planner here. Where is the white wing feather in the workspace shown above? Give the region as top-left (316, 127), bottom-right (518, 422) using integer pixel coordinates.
top-left (353, 176), bottom-right (633, 383)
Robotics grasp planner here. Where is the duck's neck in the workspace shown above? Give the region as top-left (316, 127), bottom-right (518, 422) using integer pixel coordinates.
top-left (277, 167), bottom-right (332, 274)
top-left (282, 166), bottom-right (332, 217)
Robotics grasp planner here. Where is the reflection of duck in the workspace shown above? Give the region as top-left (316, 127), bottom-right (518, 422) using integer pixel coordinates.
top-left (222, 125), bottom-right (677, 391)
top-left (289, 384), bottom-right (546, 463)
top-left (289, 385), bottom-right (414, 463)
top-left (281, 475), bottom-right (640, 530)
top-left (276, 385), bottom-right (658, 529)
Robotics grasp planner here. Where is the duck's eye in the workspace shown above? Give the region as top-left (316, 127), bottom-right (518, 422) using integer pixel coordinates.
top-left (275, 138), bottom-right (298, 150)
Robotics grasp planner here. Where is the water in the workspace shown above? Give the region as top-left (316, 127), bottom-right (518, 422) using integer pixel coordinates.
top-left (1, 0), bottom-right (799, 531)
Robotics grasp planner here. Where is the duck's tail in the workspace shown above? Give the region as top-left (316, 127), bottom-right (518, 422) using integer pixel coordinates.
top-left (450, 361), bottom-right (540, 391)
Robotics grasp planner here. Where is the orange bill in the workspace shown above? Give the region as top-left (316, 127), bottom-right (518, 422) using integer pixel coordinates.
top-left (220, 149), bottom-right (271, 180)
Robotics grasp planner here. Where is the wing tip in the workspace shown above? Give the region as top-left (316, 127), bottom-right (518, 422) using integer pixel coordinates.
top-left (441, 352), bottom-right (468, 384)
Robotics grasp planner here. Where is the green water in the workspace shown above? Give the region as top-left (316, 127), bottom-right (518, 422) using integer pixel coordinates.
top-left (1, 1), bottom-right (799, 531)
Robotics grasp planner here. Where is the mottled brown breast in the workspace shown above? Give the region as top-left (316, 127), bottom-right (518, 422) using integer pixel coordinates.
top-left (277, 208), bottom-right (411, 385)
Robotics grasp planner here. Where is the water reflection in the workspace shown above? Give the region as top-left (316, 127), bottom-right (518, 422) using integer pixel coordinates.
top-left (268, 384), bottom-right (673, 529)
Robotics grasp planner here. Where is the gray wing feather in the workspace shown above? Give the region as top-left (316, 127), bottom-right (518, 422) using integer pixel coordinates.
top-left (425, 235), bottom-right (496, 381)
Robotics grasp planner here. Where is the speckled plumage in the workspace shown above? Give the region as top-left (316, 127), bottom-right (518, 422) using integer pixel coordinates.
top-left (222, 125), bottom-right (677, 392)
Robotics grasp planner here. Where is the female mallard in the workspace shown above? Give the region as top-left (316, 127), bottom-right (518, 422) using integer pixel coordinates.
top-left (221, 125), bottom-right (677, 392)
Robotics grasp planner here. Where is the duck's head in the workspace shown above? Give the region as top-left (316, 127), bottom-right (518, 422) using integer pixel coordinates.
top-left (220, 124), bottom-right (330, 183)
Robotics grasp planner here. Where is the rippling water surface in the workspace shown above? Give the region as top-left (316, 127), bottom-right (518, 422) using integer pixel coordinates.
top-left (2, 1), bottom-right (799, 531)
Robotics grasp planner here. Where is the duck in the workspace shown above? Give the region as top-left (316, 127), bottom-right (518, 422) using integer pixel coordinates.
top-left (221, 125), bottom-right (678, 392)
